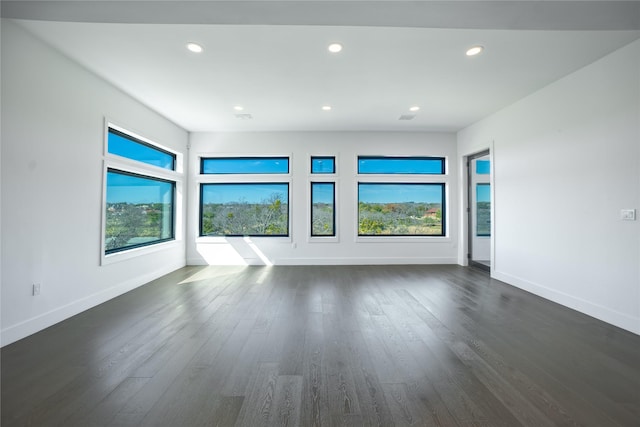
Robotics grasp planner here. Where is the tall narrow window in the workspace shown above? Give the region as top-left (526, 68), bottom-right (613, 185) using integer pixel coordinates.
top-left (476, 183), bottom-right (491, 236)
top-left (311, 182), bottom-right (335, 236)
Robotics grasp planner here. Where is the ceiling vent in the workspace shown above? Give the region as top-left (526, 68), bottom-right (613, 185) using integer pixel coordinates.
top-left (398, 114), bottom-right (416, 121)
top-left (235, 113), bottom-right (253, 120)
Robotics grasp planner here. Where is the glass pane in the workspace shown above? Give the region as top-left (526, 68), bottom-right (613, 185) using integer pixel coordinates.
top-left (201, 183), bottom-right (289, 236)
top-left (476, 159), bottom-right (490, 175)
top-left (358, 157), bottom-right (444, 174)
top-left (476, 183), bottom-right (491, 236)
top-left (105, 170), bottom-right (174, 254)
top-left (108, 129), bottom-right (175, 170)
top-left (358, 183), bottom-right (444, 236)
top-left (311, 157), bottom-right (335, 174)
top-left (311, 182), bottom-right (335, 236)
top-left (201, 157), bottom-right (289, 174)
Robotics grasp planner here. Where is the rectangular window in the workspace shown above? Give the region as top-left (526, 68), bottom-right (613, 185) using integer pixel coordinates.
top-left (358, 156), bottom-right (445, 174)
top-left (311, 156), bottom-right (336, 174)
top-left (200, 183), bottom-right (289, 236)
top-left (201, 157), bottom-right (289, 174)
top-left (311, 182), bottom-right (335, 236)
top-left (476, 183), bottom-right (491, 236)
top-left (476, 159), bottom-right (490, 175)
top-left (358, 183), bottom-right (444, 236)
top-left (108, 128), bottom-right (175, 170)
top-left (105, 169), bottom-right (175, 254)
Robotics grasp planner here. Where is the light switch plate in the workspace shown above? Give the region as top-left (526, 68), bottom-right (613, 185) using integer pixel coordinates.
top-left (621, 209), bottom-right (636, 221)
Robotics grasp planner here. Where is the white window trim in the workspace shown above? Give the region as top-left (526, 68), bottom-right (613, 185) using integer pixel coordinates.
top-left (354, 155), bottom-right (450, 242)
top-left (196, 152), bottom-right (294, 243)
top-left (308, 179), bottom-right (340, 243)
top-left (101, 120), bottom-right (184, 265)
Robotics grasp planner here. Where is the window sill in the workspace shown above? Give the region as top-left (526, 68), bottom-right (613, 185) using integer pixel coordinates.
top-left (101, 239), bottom-right (181, 266)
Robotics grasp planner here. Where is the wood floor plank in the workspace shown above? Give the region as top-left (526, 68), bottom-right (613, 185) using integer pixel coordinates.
top-left (235, 362), bottom-right (280, 427)
top-left (2, 265), bottom-right (639, 427)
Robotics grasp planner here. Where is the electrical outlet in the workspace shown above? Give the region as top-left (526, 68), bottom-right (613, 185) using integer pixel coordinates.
top-left (32, 283), bottom-right (41, 296)
top-left (621, 209), bottom-right (636, 221)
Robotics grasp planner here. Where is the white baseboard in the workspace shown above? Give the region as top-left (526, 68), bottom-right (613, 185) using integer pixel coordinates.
top-left (493, 270), bottom-right (640, 336)
top-left (187, 256), bottom-right (458, 266)
top-left (1, 260), bottom-right (185, 347)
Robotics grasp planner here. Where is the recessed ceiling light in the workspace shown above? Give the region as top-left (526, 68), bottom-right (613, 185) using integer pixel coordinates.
top-left (234, 106), bottom-right (244, 111)
top-left (466, 45), bottom-right (484, 56)
top-left (186, 42), bottom-right (204, 53)
top-left (328, 43), bottom-right (343, 53)
top-left (322, 105), bottom-right (332, 111)
top-left (409, 106), bottom-right (420, 112)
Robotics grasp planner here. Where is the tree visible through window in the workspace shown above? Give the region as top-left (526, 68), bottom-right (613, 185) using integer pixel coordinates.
top-left (200, 183), bottom-right (289, 236)
top-left (311, 182), bottom-right (335, 236)
top-left (104, 126), bottom-right (177, 256)
top-left (476, 183), bottom-right (491, 236)
top-left (105, 170), bottom-right (174, 253)
top-left (358, 183), bottom-right (444, 236)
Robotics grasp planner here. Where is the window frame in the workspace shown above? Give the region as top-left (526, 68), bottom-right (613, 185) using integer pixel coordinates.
top-left (310, 156), bottom-right (336, 174)
top-left (199, 182), bottom-right (291, 237)
top-left (101, 121), bottom-right (183, 265)
top-left (357, 182), bottom-right (446, 237)
top-left (104, 168), bottom-right (176, 254)
top-left (355, 154), bottom-right (449, 242)
top-left (310, 181), bottom-right (337, 239)
top-left (475, 184), bottom-right (491, 237)
top-left (201, 156), bottom-right (290, 175)
top-left (357, 155), bottom-right (445, 175)
top-left (196, 153), bottom-right (293, 243)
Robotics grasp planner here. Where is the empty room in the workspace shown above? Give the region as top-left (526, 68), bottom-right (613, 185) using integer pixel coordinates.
top-left (1, 1), bottom-right (639, 426)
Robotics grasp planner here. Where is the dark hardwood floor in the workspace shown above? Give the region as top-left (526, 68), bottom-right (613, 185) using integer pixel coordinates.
top-left (2, 265), bottom-right (639, 426)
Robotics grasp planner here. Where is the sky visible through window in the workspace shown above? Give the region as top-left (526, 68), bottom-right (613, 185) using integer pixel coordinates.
top-left (201, 157), bottom-right (289, 174)
top-left (311, 157), bottom-right (335, 174)
top-left (476, 183), bottom-right (490, 203)
top-left (476, 159), bottom-right (490, 174)
top-left (358, 157), bottom-right (444, 174)
top-left (311, 182), bottom-right (334, 204)
top-left (108, 129), bottom-right (175, 170)
top-left (201, 183), bottom-right (288, 204)
top-left (359, 183), bottom-right (443, 204)
top-left (106, 171), bottom-right (173, 204)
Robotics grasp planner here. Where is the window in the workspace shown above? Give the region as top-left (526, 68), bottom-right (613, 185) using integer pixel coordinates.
top-left (105, 170), bottom-right (175, 253)
top-left (358, 183), bottom-right (444, 236)
top-left (108, 128), bottom-right (175, 170)
top-left (358, 156), bottom-right (445, 174)
top-left (104, 125), bottom-right (179, 257)
top-left (311, 182), bottom-right (335, 236)
top-left (476, 159), bottom-right (490, 175)
top-left (476, 183), bottom-right (490, 236)
top-left (200, 183), bottom-right (289, 236)
top-left (201, 157), bottom-right (289, 174)
top-left (311, 156), bottom-right (335, 174)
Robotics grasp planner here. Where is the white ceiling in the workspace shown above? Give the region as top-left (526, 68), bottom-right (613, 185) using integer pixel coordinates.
top-left (5, 1), bottom-right (640, 132)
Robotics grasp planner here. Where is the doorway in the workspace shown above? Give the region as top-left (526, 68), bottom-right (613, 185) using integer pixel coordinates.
top-left (467, 150), bottom-right (491, 272)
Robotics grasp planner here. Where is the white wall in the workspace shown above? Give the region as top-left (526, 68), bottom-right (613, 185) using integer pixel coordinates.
top-left (188, 132), bottom-right (458, 265)
top-left (1, 20), bottom-right (189, 346)
top-left (458, 39), bottom-right (640, 335)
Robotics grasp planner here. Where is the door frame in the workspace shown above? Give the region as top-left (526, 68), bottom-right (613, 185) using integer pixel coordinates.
top-left (466, 149), bottom-right (492, 272)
